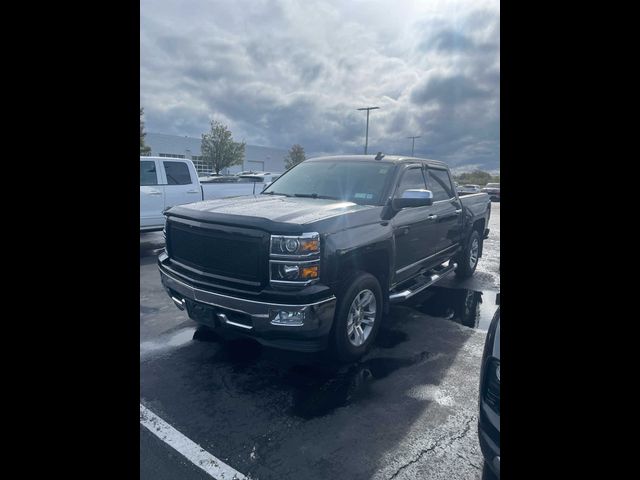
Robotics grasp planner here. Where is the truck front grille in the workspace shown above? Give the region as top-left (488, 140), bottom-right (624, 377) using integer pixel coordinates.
top-left (166, 218), bottom-right (268, 286)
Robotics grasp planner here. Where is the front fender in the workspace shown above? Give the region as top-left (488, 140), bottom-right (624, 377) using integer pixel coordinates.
top-left (322, 223), bottom-right (393, 291)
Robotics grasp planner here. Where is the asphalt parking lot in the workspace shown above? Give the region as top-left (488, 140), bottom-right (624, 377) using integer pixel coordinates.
top-left (140, 202), bottom-right (500, 480)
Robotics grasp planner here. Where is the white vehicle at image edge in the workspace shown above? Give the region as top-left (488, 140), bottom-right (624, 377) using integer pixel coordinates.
top-left (140, 156), bottom-right (280, 231)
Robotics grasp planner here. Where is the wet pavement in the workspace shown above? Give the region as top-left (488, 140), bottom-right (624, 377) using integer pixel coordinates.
top-left (140, 202), bottom-right (499, 479)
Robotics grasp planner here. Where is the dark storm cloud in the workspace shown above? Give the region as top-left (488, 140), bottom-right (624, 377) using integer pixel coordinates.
top-left (410, 75), bottom-right (490, 105)
top-left (141, 0), bottom-right (500, 170)
top-left (428, 30), bottom-right (475, 52)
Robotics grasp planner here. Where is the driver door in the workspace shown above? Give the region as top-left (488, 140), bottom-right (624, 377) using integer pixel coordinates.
top-left (391, 165), bottom-right (439, 284)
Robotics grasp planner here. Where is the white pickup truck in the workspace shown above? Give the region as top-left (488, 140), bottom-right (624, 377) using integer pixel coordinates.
top-left (140, 156), bottom-right (281, 231)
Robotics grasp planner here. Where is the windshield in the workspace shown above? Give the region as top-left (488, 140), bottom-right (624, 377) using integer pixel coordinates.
top-left (486, 183), bottom-right (500, 188)
top-left (262, 160), bottom-right (395, 205)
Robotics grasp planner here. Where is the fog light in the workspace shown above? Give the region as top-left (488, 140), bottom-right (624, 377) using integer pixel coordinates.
top-left (270, 309), bottom-right (306, 326)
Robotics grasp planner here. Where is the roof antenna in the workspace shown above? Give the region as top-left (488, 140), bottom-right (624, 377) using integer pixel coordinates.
top-left (375, 152), bottom-right (385, 161)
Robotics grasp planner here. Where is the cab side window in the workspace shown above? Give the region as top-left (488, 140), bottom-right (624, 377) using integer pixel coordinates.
top-left (427, 168), bottom-right (455, 201)
top-left (396, 167), bottom-right (427, 197)
top-left (140, 161), bottom-right (158, 186)
top-left (163, 161), bottom-right (192, 185)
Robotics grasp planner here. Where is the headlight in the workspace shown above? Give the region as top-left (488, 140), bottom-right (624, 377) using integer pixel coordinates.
top-left (284, 238), bottom-right (299, 253)
top-left (271, 233), bottom-right (320, 256)
top-left (269, 233), bottom-right (320, 286)
top-left (270, 262), bottom-right (319, 282)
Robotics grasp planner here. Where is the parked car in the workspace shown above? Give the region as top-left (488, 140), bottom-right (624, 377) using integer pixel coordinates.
top-left (158, 154), bottom-right (492, 361)
top-left (479, 293), bottom-right (500, 479)
top-left (199, 175), bottom-right (239, 184)
top-left (482, 183), bottom-right (500, 202)
top-left (457, 184), bottom-right (482, 195)
top-left (140, 156), bottom-right (278, 231)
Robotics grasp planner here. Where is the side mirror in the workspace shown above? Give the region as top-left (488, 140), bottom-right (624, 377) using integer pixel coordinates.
top-left (392, 189), bottom-right (433, 210)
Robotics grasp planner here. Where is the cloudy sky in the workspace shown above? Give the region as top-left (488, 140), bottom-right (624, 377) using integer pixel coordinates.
top-left (141, 0), bottom-right (499, 171)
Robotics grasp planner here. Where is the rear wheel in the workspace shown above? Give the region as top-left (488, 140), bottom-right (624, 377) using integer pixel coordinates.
top-left (455, 229), bottom-right (481, 278)
top-left (331, 273), bottom-right (383, 362)
top-left (482, 461), bottom-right (499, 480)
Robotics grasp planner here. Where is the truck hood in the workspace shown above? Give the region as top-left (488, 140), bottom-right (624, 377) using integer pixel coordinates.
top-left (167, 194), bottom-right (381, 233)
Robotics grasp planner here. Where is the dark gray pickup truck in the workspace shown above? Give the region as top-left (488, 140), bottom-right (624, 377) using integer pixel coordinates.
top-left (158, 154), bottom-right (491, 361)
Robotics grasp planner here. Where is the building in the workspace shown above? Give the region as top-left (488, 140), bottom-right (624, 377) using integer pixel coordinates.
top-left (145, 132), bottom-right (289, 176)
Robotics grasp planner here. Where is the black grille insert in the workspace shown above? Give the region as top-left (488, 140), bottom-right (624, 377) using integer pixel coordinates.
top-left (167, 219), bottom-right (266, 285)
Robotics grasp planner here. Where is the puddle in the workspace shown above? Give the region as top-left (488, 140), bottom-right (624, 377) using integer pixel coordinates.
top-left (204, 336), bottom-right (435, 419)
top-left (374, 329), bottom-right (408, 348)
top-left (406, 286), bottom-right (498, 331)
top-left (287, 351), bottom-right (434, 419)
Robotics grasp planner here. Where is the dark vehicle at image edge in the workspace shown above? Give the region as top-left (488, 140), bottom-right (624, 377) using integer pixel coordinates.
top-left (479, 294), bottom-right (500, 478)
top-left (158, 154), bottom-right (491, 361)
top-left (482, 183), bottom-right (500, 202)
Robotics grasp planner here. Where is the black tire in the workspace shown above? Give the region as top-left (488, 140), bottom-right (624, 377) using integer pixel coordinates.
top-left (455, 229), bottom-right (481, 279)
top-left (331, 272), bottom-right (383, 363)
top-left (482, 461), bottom-right (498, 480)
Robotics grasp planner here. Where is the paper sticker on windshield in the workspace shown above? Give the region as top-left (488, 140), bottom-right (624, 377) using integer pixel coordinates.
top-left (379, 168), bottom-right (389, 174)
top-left (355, 193), bottom-right (373, 199)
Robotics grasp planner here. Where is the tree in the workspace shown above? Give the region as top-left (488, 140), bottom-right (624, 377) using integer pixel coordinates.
top-left (284, 144), bottom-right (306, 170)
top-left (200, 120), bottom-right (246, 174)
top-left (453, 170), bottom-right (499, 186)
top-left (140, 108), bottom-right (152, 156)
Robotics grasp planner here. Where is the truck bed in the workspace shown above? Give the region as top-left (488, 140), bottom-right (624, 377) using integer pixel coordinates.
top-left (459, 192), bottom-right (491, 218)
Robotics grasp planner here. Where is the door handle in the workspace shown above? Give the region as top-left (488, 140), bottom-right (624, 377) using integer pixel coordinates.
top-left (455, 209), bottom-right (462, 214)
top-left (146, 191), bottom-right (162, 196)
top-left (427, 214), bottom-right (438, 220)
top-left (187, 190), bottom-right (199, 194)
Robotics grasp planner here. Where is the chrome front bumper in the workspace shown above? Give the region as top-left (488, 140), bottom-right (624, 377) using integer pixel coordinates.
top-left (158, 263), bottom-right (337, 352)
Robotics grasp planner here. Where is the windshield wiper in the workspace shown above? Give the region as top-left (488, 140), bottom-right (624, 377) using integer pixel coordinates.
top-left (292, 193), bottom-right (340, 200)
top-left (261, 191), bottom-right (291, 197)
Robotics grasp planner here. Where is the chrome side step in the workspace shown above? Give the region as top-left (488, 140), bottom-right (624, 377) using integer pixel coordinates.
top-left (389, 262), bottom-right (457, 303)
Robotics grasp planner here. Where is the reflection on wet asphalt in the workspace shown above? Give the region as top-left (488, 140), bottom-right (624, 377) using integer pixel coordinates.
top-left (191, 331), bottom-right (435, 420)
top-left (374, 329), bottom-right (409, 348)
top-left (406, 286), bottom-right (497, 331)
top-left (286, 351), bottom-right (434, 419)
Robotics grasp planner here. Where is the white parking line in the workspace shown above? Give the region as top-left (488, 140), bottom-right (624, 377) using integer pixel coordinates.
top-left (140, 403), bottom-right (248, 480)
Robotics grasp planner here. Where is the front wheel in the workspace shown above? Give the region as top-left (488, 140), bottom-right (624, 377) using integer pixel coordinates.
top-left (331, 273), bottom-right (383, 363)
top-left (455, 229), bottom-right (481, 279)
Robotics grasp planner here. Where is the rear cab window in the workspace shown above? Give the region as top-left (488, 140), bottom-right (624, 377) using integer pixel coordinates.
top-left (163, 161), bottom-right (193, 185)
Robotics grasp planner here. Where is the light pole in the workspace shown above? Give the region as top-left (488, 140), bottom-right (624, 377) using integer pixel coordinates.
top-left (407, 135), bottom-right (421, 156)
top-left (357, 106), bottom-right (379, 154)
